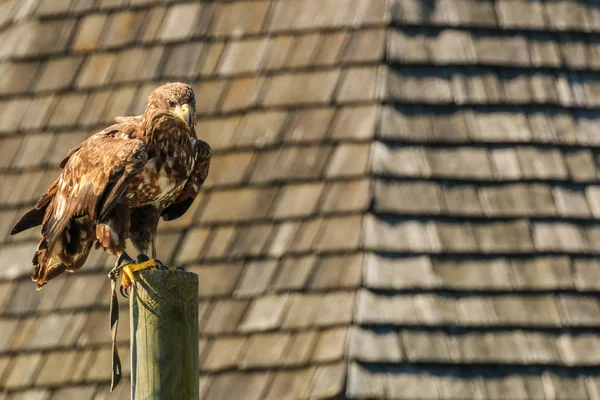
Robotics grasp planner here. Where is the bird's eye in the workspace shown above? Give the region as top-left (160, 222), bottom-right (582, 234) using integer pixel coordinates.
top-left (168, 100), bottom-right (176, 107)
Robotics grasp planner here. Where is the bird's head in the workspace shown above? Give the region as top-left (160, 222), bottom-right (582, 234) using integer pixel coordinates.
top-left (146, 82), bottom-right (196, 132)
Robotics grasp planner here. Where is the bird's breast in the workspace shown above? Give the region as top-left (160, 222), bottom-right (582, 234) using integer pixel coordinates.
top-left (124, 141), bottom-right (195, 207)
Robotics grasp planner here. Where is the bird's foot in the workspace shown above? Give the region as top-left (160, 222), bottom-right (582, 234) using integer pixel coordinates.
top-left (108, 253), bottom-right (185, 297)
top-left (108, 252), bottom-right (135, 281)
top-left (137, 254), bottom-right (184, 272)
top-left (120, 257), bottom-right (163, 295)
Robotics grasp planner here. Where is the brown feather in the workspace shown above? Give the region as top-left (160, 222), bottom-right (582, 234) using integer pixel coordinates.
top-left (11, 178), bottom-right (59, 235)
top-left (30, 130), bottom-right (147, 288)
top-left (130, 206), bottom-right (160, 254)
top-left (161, 139), bottom-right (211, 221)
top-left (12, 82), bottom-right (210, 289)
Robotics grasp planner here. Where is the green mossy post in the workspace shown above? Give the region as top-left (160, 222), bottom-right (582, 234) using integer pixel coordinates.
top-left (130, 270), bottom-right (199, 400)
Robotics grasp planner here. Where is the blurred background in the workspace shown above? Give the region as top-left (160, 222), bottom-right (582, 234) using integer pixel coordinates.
top-left (0, 0), bottom-right (600, 399)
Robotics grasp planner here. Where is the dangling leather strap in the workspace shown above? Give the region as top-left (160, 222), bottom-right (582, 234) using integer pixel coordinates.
top-left (109, 275), bottom-right (122, 391)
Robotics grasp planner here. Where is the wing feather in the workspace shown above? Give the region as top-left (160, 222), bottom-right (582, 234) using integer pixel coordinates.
top-left (161, 139), bottom-right (211, 221)
top-left (16, 119), bottom-right (148, 289)
top-left (46, 133), bottom-right (147, 244)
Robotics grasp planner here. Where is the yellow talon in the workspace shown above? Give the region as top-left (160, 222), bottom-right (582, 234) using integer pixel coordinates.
top-left (120, 259), bottom-right (158, 290)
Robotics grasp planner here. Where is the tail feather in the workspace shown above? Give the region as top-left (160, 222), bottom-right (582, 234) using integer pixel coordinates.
top-left (11, 179), bottom-right (59, 236)
top-left (32, 207), bottom-right (95, 290)
top-left (32, 233), bottom-right (67, 290)
top-left (61, 216), bottom-right (95, 272)
top-left (11, 207), bottom-right (47, 235)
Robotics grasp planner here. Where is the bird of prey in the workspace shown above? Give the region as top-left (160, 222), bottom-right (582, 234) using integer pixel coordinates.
top-left (11, 82), bottom-right (211, 292)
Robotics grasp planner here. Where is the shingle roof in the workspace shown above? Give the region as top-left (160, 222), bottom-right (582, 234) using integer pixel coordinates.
top-left (1, 0), bottom-right (600, 399)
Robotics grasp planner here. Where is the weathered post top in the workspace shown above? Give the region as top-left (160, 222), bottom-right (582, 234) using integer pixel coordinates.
top-left (130, 270), bottom-right (199, 400)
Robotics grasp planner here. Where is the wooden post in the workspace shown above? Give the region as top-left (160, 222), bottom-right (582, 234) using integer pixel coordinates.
top-left (130, 270), bottom-right (199, 400)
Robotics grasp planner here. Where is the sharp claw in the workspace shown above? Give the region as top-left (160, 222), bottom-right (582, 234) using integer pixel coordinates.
top-left (109, 253), bottom-right (133, 281)
top-left (109, 252), bottom-right (146, 298)
top-left (112, 256), bottom-right (165, 298)
top-left (108, 268), bottom-right (119, 281)
top-left (155, 259), bottom-right (168, 270)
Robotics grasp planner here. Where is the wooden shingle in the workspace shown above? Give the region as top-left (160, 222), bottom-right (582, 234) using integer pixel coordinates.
top-left (283, 108), bottom-right (335, 144)
top-left (273, 256), bottom-right (316, 291)
top-left (307, 363), bottom-right (345, 399)
top-left (559, 296), bottom-right (600, 327)
top-left (201, 187), bottom-right (278, 223)
top-left (364, 216), bottom-right (435, 252)
top-left (442, 184), bottom-right (483, 216)
top-left (372, 144), bottom-right (430, 177)
top-left (436, 257), bottom-right (513, 290)
top-left (533, 222), bottom-right (588, 253)
top-left (202, 299), bottom-right (248, 335)
top-left (493, 295), bottom-right (562, 327)
top-left (264, 368), bottom-right (314, 400)
top-left (282, 294), bottom-right (322, 329)
top-left (213, 1), bottom-right (270, 37)
top-left (314, 292), bottom-right (356, 327)
top-left (272, 183), bottom-right (323, 219)
top-left (283, 33), bottom-right (321, 69)
top-left (238, 294), bottom-right (288, 333)
top-left (101, 10), bottom-right (145, 48)
top-left (495, 0), bottom-right (545, 29)
top-left (282, 331), bottom-right (318, 367)
top-left (317, 216), bottom-right (363, 252)
top-left (326, 143), bottom-right (370, 178)
top-left (387, 30), bottom-right (429, 64)
top-left (2, 0), bottom-right (600, 398)
top-left (76, 53), bottom-right (116, 88)
top-left (233, 111), bottom-right (286, 148)
top-left (473, 220), bottom-right (534, 253)
top-left (349, 328), bottom-right (402, 363)
top-left (262, 70), bottom-right (340, 106)
top-left (194, 264), bottom-right (242, 298)
top-left (234, 261), bottom-right (278, 298)
top-left (266, 222), bottom-right (302, 258)
top-left (366, 254), bottom-right (439, 290)
top-left (11, 133), bottom-right (52, 168)
top-left (375, 181), bottom-right (443, 214)
top-left (558, 334), bottom-right (600, 366)
top-left (49, 387), bottom-right (96, 400)
top-left (479, 184), bottom-right (556, 217)
top-left (401, 330), bottom-right (452, 363)
top-left (231, 224), bottom-right (273, 257)
top-left (13, 19), bottom-right (77, 58)
top-left (355, 290), bottom-right (419, 325)
top-left (4, 353), bottom-right (43, 389)
top-left (0, 61), bottom-right (39, 95)
top-left (158, 3), bottom-right (201, 42)
top-left (203, 371), bottom-right (270, 400)
top-left (239, 332), bottom-right (291, 368)
top-left (330, 105), bottom-right (377, 140)
top-left (511, 256), bottom-right (573, 291)
top-left (218, 38), bottom-right (268, 75)
top-left (224, 76), bottom-right (263, 115)
top-left (11, 390), bottom-right (50, 400)
top-left (262, 36), bottom-right (294, 70)
top-left (311, 328), bottom-right (348, 363)
top-left (347, 362), bottom-right (386, 399)
top-left (202, 337), bottom-right (245, 372)
top-left (310, 254), bottom-right (363, 290)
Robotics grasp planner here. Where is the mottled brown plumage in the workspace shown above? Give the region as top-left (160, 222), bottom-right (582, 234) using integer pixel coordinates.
top-left (11, 82), bottom-right (211, 289)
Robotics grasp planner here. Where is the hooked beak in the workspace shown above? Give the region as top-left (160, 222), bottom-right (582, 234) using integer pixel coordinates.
top-left (172, 103), bottom-right (192, 127)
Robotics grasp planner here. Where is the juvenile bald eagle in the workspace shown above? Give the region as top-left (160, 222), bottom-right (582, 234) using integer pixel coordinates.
top-left (11, 82), bottom-right (211, 291)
